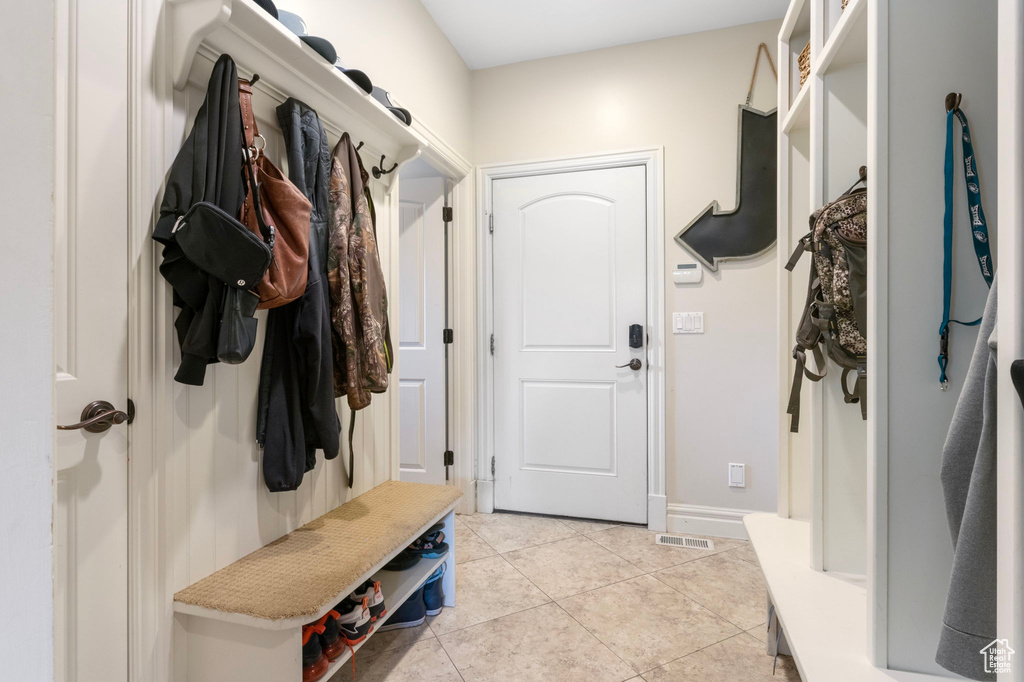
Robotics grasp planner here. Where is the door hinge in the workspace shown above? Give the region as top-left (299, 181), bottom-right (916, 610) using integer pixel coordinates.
top-left (442, 206), bottom-right (453, 223)
top-left (489, 333), bottom-right (495, 355)
top-left (443, 328), bottom-right (454, 344)
top-left (491, 456), bottom-right (495, 476)
top-left (488, 213), bottom-right (494, 234)
top-left (444, 450), bottom-right (454, 466)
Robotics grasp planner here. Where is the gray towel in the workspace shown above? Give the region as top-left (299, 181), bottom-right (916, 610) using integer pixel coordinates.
top-left (936, 279), bottom-right (998, 681)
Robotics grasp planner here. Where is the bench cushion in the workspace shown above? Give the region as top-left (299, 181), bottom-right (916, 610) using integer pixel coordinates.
top-left (174, 481), bottom-right (463, 621)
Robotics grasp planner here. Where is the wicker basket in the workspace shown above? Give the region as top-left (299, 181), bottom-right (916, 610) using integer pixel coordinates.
top-left (798, 42), bottom-right (811, 86)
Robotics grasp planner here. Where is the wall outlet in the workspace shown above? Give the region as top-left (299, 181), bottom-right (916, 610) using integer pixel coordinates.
top-left (728, 463), bottom-right (746, 488)
top-left (672, 312), bottom-right (705, 334)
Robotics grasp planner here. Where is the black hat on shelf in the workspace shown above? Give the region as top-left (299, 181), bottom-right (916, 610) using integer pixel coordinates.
top-left (370, 87), bottom-right (413, 126)
top-left (276, 10), bottom-right (374, 95)
top-left (254, 0), bottom-right (278, 19)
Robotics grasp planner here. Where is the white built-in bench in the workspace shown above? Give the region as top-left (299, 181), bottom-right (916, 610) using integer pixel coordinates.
top-left (174, 480), bottom-right (462, 681)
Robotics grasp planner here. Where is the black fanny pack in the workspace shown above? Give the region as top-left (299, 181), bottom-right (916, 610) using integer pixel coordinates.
top-left (173, 200), bottom-right (273, 290)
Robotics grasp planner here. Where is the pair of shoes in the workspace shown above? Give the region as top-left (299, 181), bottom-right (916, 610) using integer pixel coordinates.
top-left (300, 581), bottom-right (387, 681)
top-left (379, 563), bottom-right (447, 632)
top-left (383, 523), bottom-right (451, 571)
top-left (336, 580), bottom-right (387, 645)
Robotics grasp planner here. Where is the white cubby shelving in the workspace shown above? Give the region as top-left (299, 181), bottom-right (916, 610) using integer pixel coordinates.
top-left (768, 0), bottom-right (1003, 678)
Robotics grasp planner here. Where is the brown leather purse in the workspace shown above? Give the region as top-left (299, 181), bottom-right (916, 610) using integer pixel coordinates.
top-left (239, 78), bottom-right (311, 309)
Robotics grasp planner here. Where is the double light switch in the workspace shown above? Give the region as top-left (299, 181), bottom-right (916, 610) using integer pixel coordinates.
top-left (672, 312), bottom-right (704, 334)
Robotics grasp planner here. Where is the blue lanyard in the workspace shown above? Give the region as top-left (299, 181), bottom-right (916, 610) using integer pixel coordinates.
top-left (939, 107), bottom-right (993, 388)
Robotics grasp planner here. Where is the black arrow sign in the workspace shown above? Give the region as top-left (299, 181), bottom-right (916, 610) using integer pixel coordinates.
top-left (675, 105), bottom-right (777, 272)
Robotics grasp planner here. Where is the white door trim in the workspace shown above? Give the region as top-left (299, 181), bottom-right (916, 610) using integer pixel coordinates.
top-left (476, 148), bottom-right (667, 530)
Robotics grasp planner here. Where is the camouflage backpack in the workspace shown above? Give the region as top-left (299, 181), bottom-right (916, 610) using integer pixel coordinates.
top-left (785, 169), bottom-right (867, 432)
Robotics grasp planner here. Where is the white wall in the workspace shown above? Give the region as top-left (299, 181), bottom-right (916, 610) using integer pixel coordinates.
top-left (286, 0), bottom-right (473, 159)
top-left (0, 1), bottom-right (55, 679)
top-left (472, 20), bottom-right (782, 525)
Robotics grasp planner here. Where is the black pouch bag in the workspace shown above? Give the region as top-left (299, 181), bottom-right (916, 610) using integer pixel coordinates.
top-left (218, 287), bottom-right (260, 364)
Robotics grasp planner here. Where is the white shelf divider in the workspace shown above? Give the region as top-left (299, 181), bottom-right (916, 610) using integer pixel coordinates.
top-left (746, 513), bottom-right (955, 682)
top-left (816, 0), bottom-right (868, 76)
top-left (783, 82), bottom-right (812, 133)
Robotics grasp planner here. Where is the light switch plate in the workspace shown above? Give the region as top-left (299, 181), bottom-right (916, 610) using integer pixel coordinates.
top-left (672, 312), bottom-right (705, 334)
top-left (728, 463), bottom-right (746, 488)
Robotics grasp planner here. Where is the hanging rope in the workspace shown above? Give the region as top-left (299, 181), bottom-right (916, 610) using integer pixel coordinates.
top-left (746, 42), bottom-right (778, 107)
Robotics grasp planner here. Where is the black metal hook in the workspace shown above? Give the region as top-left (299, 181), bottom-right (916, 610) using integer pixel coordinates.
top-left (372, 154), bottom-right (398, 179)
top-left (250, 73), bottom-right (260, 87)
top-left (355, 141), bottom-right (364, 151)
top-left (945, 92), bottom-right (962, 113)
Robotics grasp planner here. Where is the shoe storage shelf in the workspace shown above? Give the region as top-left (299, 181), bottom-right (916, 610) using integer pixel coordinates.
top-left (772, 0), bottom-right (998, 678)
top-left (172, 481), bottom-right (461, 681)
top-left (169, 0), bottom-right (428, 193)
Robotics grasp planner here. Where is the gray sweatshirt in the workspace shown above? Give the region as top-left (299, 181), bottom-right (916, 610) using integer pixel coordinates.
top-left (936, 279), bottom-right (998, 681)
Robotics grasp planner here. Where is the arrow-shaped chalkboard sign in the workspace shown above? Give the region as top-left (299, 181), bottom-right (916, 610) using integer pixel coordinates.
top-left (675, 105), bottom-right (777, 271)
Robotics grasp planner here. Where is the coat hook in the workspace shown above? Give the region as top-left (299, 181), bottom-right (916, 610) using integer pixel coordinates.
top-left (372, 154), bottom-right (398, 179)
top-left (356, 141), bottom-right (364, 151)
top-left (945, 92), bottom-right (962, 113)
top-left (249, 73), bottom-right (260, 87)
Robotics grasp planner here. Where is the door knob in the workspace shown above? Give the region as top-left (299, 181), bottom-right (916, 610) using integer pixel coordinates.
top-left (616, 359), bottom-right (643, 371)
top-left (58, 400), bottom-right (135, 433)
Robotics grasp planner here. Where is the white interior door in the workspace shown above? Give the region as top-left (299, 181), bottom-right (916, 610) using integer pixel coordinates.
top-left (53, 0), bottom-right (130, 679)
top-left (492, 165), bottom-right (648, 523)
top-left (398, 177), bottom-right (447, 484)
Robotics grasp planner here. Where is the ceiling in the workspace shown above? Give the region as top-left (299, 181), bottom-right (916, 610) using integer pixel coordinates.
top-left (419, 0), bottom-right (789, 70)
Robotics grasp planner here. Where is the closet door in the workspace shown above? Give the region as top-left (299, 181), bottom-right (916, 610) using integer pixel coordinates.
top-left (52, 0), bottom-right (130, 679)
top-left (398, 177), bottom-right (448, 484)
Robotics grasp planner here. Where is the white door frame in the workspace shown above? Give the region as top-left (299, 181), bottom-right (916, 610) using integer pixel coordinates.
top-left (476, 148), bottom-right (667, 531)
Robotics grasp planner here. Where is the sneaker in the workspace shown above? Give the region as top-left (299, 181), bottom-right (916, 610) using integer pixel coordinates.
top-left (423, 564), bottom-right (446, 617)
top-left (301, 623), bottom-right (329, 682)
top-left (351, 580), bottom-right (387, 622)
top-left (314, 609), bottom-right (345, 662)
top-left (406, 531), bottom-right (449, 559)
top-left (378, 585), bottom-right (426, 631)
top-left (336, 596), bottom-right (373, 644)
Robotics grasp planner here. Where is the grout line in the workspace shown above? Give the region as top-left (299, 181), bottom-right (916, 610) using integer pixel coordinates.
top-left (550, 600), bottom-right (640, 677)
top-left (636, 630), bottom-right (754, 676)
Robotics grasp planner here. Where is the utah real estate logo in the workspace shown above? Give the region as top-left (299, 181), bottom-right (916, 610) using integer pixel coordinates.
top-left (980, 639), bottom-right (1015, 675)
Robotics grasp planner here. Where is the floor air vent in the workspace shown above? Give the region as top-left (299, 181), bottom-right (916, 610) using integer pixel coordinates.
top-left (655, 534), bottom-right (715, 551)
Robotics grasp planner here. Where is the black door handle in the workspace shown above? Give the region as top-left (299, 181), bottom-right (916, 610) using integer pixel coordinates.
top-left (58, 400), bottom-right (135, 433)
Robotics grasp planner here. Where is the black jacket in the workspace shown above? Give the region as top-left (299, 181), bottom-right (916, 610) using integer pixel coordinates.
top-left (256, 98), bottom-right (340, 491)
top-left (152, 54), bottom-right (245, 386)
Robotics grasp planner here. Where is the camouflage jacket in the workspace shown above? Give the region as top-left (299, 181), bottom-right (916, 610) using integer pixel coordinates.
top-left (326, 133), bottom-right (393, 409)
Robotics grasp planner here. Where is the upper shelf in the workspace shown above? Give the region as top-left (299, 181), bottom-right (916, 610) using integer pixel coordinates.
top-left (170, 0), bottom-right (428, 168)
top-left (816, 0), bottom-right (868, 76)
top-left (780, 0), bottom-right (810, 43)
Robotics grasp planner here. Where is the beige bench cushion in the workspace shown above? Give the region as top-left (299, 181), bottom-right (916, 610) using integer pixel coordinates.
top-left (174, 480), bottom-right (462, 621)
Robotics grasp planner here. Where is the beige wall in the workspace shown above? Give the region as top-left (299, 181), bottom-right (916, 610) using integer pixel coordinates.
top-left (288, 0), bottom-right (473, 159)
top-left (472, 20), bottom-right (782, 516)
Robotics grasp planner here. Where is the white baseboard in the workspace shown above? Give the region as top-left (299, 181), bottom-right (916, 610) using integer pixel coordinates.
top-left (647, 494), bottom-right (667, 532)
top-left (476, 479), bottom-right (494, 513)
top-left (666, 503), bottom-right (754, 540)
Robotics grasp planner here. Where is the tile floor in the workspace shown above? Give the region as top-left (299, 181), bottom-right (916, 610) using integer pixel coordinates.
top-left (333, 513), bottom-right (801, 682)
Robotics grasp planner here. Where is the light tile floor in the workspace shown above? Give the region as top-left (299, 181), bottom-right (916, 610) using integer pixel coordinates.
top-left (334, 513), bottom-right (801, 682)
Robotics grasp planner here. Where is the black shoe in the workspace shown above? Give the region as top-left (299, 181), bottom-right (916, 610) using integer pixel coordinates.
top-left (423, 564), bottom-right (445, 617)
top-left (335, 597), bottom-right (373, 644)
top-left (301, 623), bottom-right (329, 682)
top-left (313, 609), bottom-right (345, 662)
top-left (378, 585), bottom-right (427, 631)
top-left (351, 580), bottom-right (387, 622)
